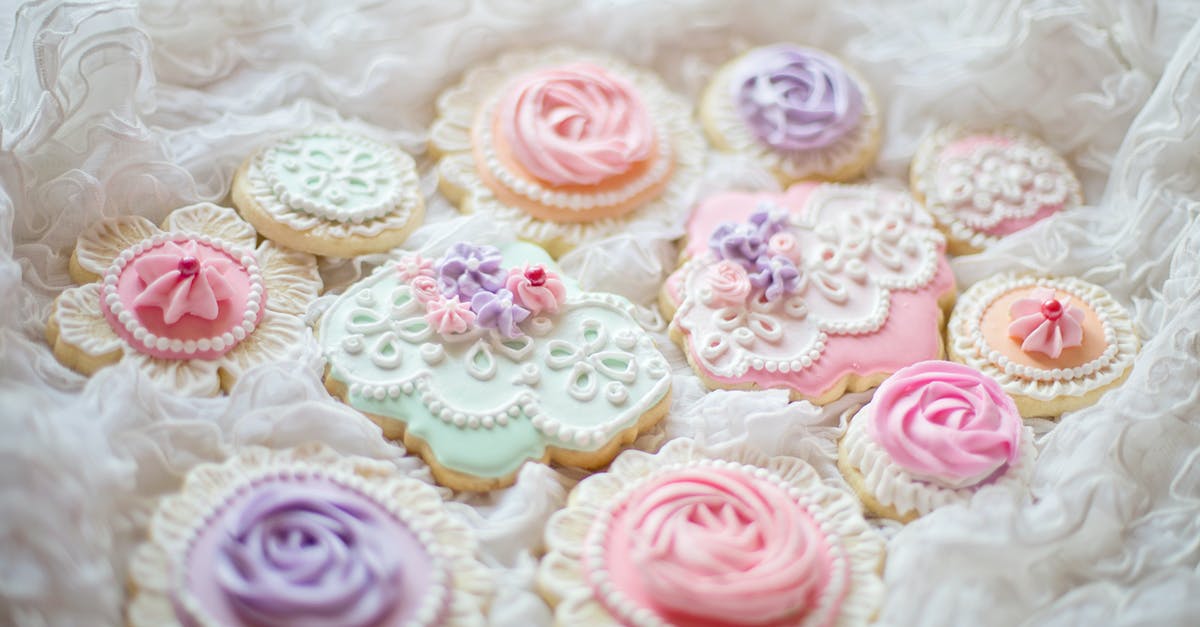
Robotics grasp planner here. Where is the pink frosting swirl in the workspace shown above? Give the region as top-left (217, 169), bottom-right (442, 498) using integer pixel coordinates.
top-left (618, 467), bottom-right (831, 625)
top-left (497, 62), bottom-right (654, 186)
top-left (1007, 287), bottom-right (1085, 358)
top-left (504, 264), bottom-right (567, 315)
top-left (866, 361), bottom-right (1022, 489)
top-left (706, 260), bottom-right (752, 306)
top-left (767, 232), bottom-right (803, 264)
top-left (395, 254), bottom-right (434, 283)
top-left (408, 276), bottom-right (440, 305)
top-left (131, 240), bottom-right (236, 324)
top-left (424, 295), bottom-right (475, 336)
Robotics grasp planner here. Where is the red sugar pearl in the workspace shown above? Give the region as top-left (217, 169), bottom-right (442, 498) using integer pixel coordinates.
top-left (1040, 298), bottom-right (1063, 320)
top-left (177, 256), bottom-right (201, 277)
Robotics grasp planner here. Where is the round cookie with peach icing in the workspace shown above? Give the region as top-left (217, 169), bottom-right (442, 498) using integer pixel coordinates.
top-left (430, 47), bottom-right (704, 257)
top-left (46, 202), bottom-right (322, 396)
top-left (231, 126), bottom-right (424, 258)
top-left (319, 241), bottom-right (672, 491)
top-left (910, 125), bottom-right (1083, 254)
top-left (837, 360), bottom-right (1036, 523)
top-left (947, 274), bottom-right (1138, 417)
top-left (539, 437), bottom-right (884, 627)
top-left (700, 43), bottom-right (881, 184)
top-left (661, 182), bottom-right (956, 404)
top-left (127, 444), bottom-right (492, 627)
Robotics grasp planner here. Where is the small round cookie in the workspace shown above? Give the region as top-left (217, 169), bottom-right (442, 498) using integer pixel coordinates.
top-left (700, 43), bottom-right (881, 184)
top-left (126, 444), bottom-right (492, 627)
top-left (910, 125), bottom-right (1083, 254)
top-left (47, 203), bottom-right (321, 396)
top-left (947, 274), bottom-right (1138, 417)
top-left (837, 360), bottom-right (1037, 523)
top-left (319, 241), bottom-right (673, 491)
top-left (539, 438), bottom-right (884, 626)
top-left (430, 47), bottom-right (704, 257)
top-left (232, 126), bottom-right (424, 257)
top-left (661, 182), bottom-right (956, 405)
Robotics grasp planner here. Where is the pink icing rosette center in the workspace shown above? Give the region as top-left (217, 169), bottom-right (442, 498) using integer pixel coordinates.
top-left (1007, 287), bottom-right (1085, 358)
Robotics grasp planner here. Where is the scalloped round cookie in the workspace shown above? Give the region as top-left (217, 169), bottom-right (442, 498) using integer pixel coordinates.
top-left (318, 241), bottom-right (672, 491)
top-left (661, 182), bottom-right (956, 405)
top-left (947, 274), bottom-right (1139, 417)
top-left (700, 43), bottom-right (881, 184)
top-left (538, 438), bottom-right (885, 626)
top-left (231, 126), bottom-right (425, 257)
top-left (429, 47), bottom-right (705, 257)
top-left (910, 125), bottom-right (1083, 254)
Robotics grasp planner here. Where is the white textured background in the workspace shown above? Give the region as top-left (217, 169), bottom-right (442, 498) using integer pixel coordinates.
top-left (2, 1), bottom-right (1200, 625)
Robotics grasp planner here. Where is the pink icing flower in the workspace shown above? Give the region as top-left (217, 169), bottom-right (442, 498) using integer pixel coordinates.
top-left (131, 241), bottom-right (236, 323)
top-left (497, 63), bottom-right (654, 186)
top-left (424, 295), bottom-right (475, 336)
top-left (620, 467), bottom-right (831, 624)
top-left (866, 361), bottom-right (1022, 489)
top-left (396, 254), bottom-right (434, 283)
top-left (706, 260), bottom-right (752, 306)
top-left (504, 265), bottom-right (567, 315)
top-left (409, 276), bottom-right (440, 305)
top-left (1007, 287), bottom-right (1085, 358)
top-left (768, 232), bottom-right (803, 264)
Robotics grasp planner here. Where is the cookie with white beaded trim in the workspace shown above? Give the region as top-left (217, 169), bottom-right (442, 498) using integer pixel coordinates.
top-left (231, 126), bottom-right (425, 258)
top-left (126, 444), bottom-right (492, 626)
top-left (539, 437), bottom-right (884, 626)
top-left (947, 274), bottom-right (1138, 417)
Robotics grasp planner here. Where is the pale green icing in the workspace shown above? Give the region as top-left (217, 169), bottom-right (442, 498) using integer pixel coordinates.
top-left (262, 131), bottom-right (405, 221)
top-left (320, 242), bottom-right (671, 480)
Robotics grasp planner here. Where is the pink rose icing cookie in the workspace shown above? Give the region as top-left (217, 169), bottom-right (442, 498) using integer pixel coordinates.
top-left (539, 438), bottom-right (884, 627)
top-left (948, 274), bottom-right (1138, 417)
top-left (127, 444), bottom-right (492, 627)
top-left (661, 183), bottom-right (956, 404)
top-left (431, 47), bottom-right (704, 257)
top-left (47, 203), bottom-right (321, 396)
top-left (910, 125), bottom-right (1084, 254)
top-left (837, 360), bottom-right (1036, 522)
top-left (700, 44), bottom-right (882, 184)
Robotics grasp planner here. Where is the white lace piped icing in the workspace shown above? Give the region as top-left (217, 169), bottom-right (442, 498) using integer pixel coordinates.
top-left (673, 185), bottom-right (943, 379)
top-left (430, 47), bottom-right (704, 253)
top-left (949, 274), bottom-right (1138, 401)
top-left (244, 127), bottom-right (421, 237)
top-left (841, 405), bottom-right (1036, 518)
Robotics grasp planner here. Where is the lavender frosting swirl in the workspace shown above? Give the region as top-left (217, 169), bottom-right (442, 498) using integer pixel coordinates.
top-left (731, 44), bottom-right (864, 151)
top-left (213, 483), bottom-right (404, 627)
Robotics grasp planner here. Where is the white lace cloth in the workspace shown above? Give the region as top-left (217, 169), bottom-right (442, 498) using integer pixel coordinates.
top-left (2, 1), bottom-right (1200, 625)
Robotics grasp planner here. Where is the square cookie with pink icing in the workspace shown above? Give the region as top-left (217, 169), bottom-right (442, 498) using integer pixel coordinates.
top-left (539, 437), bottom-right (884, 627)
top-left (700, 43), bottom-right (882, 184)
top-left (430, 47), bottom-right (705, 257)
top-left (127, 444), bottom-right (492, 627)
top-left (661, 183), bottom-right (956, 404)
top-left (319, 241), bottom-right (673, 491)
top-left (947, 274), bottom-right (1139, 417)
top-left (910, 125), bottom-right (1083, 254)
top-left (837, 360), bottom-right (1037, 523)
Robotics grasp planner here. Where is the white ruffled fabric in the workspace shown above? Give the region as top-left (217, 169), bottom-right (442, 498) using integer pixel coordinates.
top-left (2, 1), bottom-right (1199, 625)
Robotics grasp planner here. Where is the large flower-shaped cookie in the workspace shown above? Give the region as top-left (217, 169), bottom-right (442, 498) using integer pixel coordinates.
top-left (319, 242), bottom-right (672, 491)
top-left (662, 183), bottom-right (956, 404)
top-left (47, 203), bottom-right (321, 396)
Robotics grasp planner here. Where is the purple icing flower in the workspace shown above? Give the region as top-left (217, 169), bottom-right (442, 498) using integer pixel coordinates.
top-left (708, 222), bottom-right (767, 271)
top-left (435, 243), bottom-right (506, 300)
top-left (753, 255), bottom-right (802, 301)
top-left (748, 205), bottom-right (790, 240)
top-left (470, 288), bottom-right (530, 338)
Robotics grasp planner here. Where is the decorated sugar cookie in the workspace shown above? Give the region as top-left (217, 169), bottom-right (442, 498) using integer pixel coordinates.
top-left (430, 47), bottom-right (704, 257)
top-left (127, 444), bottom-right (492, 627)
top-left (837, 360), bottom-right (1036, 523)
top-left (319, 241), bottom-right (672, 491)
top-left (910, 125), bottom-right (1083, 254)
top-left (232, 126), bottom-right (424, 257)
top-left (701, 43), bottom-right (881, 184)
top-left (46, 203), bottom-right (321, 396)
top-left (661, 183), bottom-right (956, 404)
top-left (947, 274), bottom-right (1138, 417)
top-left (539, 438), bottom-right (884, 626)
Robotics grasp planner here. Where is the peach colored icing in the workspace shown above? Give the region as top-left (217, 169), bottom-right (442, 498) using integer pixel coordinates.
top-left (592, 467), bottom-right (840, 626)
top-left (670, 184), bottom-right (955, 401)
top-left (1007, 287), bottom-right (1085, 358)
top-left (104, 237), bottom-right (261, 361)
top-left (866, 360), bottom-right (1022, 489)
top-left (980, 286), bottom-right (1107, 371)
